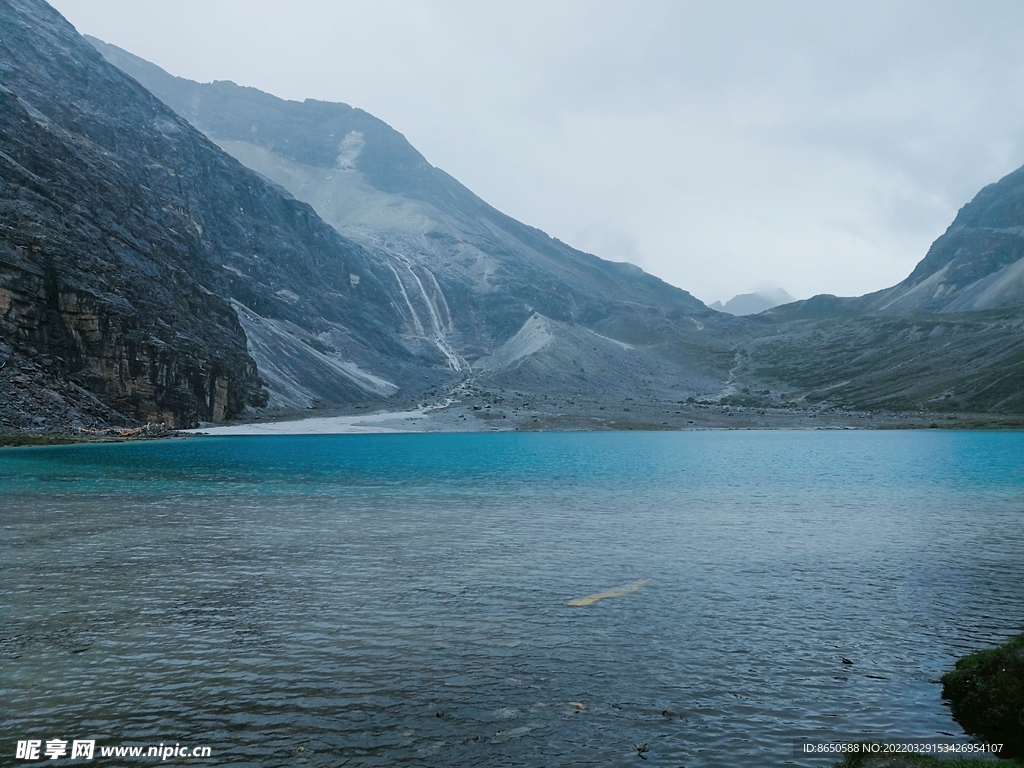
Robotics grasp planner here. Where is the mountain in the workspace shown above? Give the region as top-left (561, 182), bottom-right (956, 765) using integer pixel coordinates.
top-left (0, 1), bottom-right (743, 437)
top-left (736, 167), bottom-right (1024, 415)
top-left (86, 37), bottom-right (736, 405)
top-left (3, 0), bottom-right (1021, 437)
top-left (0, 0), bottom-right (452, 432)
top-left (710, 288), bottom-right (794, 316)
top-left (767, 165), bottom-right (1024, 322)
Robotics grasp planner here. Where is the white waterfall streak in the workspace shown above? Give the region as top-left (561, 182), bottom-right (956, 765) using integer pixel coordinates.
top-left (386, 262), bottom-right (426, 337)
top-left (423, 268), bottom-right (455, 332)
top-left (405, 263), bottom-right (445, 336)
top-left (377, 240), bottom-right (465, 371)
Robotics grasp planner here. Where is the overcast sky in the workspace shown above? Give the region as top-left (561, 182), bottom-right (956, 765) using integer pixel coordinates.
top-left (51, 0), bottom-right (1024, 305)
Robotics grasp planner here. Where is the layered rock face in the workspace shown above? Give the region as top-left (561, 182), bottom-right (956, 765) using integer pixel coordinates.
top-left (0, 0), bottom-right (422, 430)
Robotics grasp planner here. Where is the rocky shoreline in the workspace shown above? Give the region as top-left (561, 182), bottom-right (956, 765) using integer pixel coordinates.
top-left (5, 394), bottom-right (1024, 445)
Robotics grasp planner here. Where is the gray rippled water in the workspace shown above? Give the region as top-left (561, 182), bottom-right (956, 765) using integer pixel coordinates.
top-left (1, 430), bottom-right (1023, 766)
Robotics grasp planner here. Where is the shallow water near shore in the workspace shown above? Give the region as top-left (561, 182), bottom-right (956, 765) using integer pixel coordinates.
top-left (2, 430), bottom-right (1022, 767)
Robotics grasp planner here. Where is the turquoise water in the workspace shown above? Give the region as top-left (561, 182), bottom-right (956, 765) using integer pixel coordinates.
top-left (1, 431), bottom-right (1022, 766)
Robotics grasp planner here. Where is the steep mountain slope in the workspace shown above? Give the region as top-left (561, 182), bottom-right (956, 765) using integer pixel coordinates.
top-left (42, 30), bottom-right (1024, 423)
top-left (734, 163), bottom-right (1024, 414)
top-left (864, 164), bottom-right (1024, 314)
top-left (88, 38), bottom-right (734, 400)
top-left (6, 3), bottom-right (1020, 434)
top-left (0, 0), bottom-right (452, 431)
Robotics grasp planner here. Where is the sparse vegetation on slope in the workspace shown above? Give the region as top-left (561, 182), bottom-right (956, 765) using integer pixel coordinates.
top-left (744, 310), bottom-right (1024, 414)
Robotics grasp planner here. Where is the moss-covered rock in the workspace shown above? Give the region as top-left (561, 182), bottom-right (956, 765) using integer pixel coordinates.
top-left (941, 635), bottom-right (1024, 759)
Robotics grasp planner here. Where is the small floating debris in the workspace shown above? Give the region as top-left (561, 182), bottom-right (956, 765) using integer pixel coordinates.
top-left (634, 741), bottom-right (649, 759)
top-left (842, 657), bottom-right (854, 665)
top-left (569, 702), bottom-right (585, 713)
top-left (566, 578), bottom-right (650, 607)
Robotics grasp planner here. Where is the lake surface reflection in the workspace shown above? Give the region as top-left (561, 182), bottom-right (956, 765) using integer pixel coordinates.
top-left (2, 431), bottom-right (1022, 766)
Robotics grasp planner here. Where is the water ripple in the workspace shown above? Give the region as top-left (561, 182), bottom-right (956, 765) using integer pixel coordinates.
top-left (1, 431), bottom-right (1022, 766)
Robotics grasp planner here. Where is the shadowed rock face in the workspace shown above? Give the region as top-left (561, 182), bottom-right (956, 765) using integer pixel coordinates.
top-left (0, 0), bottom-right (436, 430)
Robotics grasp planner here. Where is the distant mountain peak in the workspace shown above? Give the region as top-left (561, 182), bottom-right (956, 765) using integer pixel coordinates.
top-left (710, 288), bottom-right (794, 316)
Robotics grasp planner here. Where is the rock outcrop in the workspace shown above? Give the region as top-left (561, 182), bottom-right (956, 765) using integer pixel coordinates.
top-left (942, 635), bottom-right (1024, 760)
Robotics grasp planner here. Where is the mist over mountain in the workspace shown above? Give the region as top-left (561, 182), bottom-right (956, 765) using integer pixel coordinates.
top-left (2, 0), bottom-right (1023, 436)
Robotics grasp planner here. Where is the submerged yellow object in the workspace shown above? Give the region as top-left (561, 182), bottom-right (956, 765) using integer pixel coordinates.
top-left (566, 578), bottom-right (650, 607)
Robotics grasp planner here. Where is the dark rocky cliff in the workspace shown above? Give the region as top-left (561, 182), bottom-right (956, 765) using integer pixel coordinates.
top-left (0, 0), bottom-right (415, 430)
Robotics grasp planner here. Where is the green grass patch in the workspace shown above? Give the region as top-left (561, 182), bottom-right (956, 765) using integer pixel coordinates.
top-left (941, 635), bottom-right (1024, 759)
